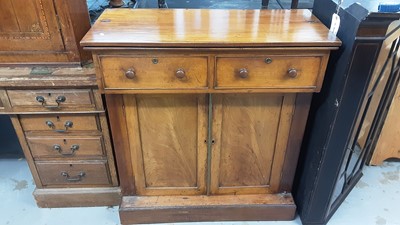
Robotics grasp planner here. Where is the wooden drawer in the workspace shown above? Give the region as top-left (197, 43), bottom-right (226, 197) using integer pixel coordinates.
top-left (7, 89), bottom-right (96, 111)
top-left (19, 114), bottom-right (99, 132)
top-left (215, 56), bottom-right (322, 90)
top-left (27, 136), bottom-right (104, 159)
top-left (36, 161), bottom-right (111, 186)
top-left (99, 56), bottom-right (208, 90)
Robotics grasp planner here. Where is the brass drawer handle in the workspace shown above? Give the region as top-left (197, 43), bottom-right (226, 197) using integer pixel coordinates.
top-left (238, 68), bottom-right (249, 78)
top-left (288, 68), bottom-right (298, 78)
top-left (175, 68), bottom-right (186, 79)
top-left (60, 171), bottom-right (85, 182)
top-left (36, 95), bottom-right (66, 109)
top-left (45, 120), bottom-right (73, 133)
top-left (125, 68), bottom-right (136, 79)
top-left (53, 144), bottom-right (79, 156)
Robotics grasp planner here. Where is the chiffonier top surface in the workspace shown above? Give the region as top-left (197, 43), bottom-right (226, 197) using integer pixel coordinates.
top-left (81, 9), bottom-right (341, 48)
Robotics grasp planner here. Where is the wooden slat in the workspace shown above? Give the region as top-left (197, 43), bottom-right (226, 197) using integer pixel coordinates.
top-left (0, 66), bottom-right (97, 88)
top-left (105, 94), bottom-right (136, 195)
top-left (99, 112), bottom-right (120, 186)
top-left (120, 194), bottom-right (296, 224)
top-left (279, 93), bottom-right (312, 191)
top-left (34, 187), bottom-right (121, 208)
top-left (81, 9), bottom-right (341, 48)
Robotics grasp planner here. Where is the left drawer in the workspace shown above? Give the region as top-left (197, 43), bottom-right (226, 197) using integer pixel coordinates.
top-left (36, 161), bottom-right (112, 187)
top-left (7, 89), bottom-right (97, 112)
top-left (19, 114), bottom-right (99, 133)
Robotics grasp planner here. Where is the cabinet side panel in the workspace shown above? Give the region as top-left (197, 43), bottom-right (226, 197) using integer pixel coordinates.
top-left (106, 94), bottom-right (136, 195)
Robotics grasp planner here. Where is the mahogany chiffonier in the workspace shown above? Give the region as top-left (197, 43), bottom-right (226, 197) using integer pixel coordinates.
top-left (81, 9), bottom-right (340, 224)
top-left (0, 67), bottom-right (120, 207)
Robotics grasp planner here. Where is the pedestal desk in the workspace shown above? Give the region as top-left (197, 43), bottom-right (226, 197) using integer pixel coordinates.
top-left (81, 9), bottom-right (340, 224)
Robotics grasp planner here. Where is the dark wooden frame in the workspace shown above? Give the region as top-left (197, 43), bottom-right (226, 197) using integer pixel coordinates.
top-left (293, 1), bottom-right (400, 225)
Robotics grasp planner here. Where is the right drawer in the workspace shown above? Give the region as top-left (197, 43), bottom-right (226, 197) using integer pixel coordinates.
top-left (27, 136), bottom-right (104, 159)
top-left (19, 114), bottom-right (99, 133)
top-left (36, 161), bottom-right (112, 186)
top-left (215, 56), bottom-right (322, 90)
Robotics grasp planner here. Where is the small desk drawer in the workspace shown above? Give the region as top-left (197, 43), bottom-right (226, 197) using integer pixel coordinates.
top-left (7, 89), bottom-right (95, 111)
top-left (99, 56), bottom-right (208, 90)
top-left (36, 161), bottom-right (111, 186)
top-left (19, 114), bottom-right (99, 133)
top-left (215, 56), bottom-right (322, 89)
top-left (27, 136), bottom-right (104, 159)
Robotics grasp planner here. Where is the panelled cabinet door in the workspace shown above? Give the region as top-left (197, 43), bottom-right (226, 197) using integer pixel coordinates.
top-left (123, 94), bottom-right (208, 195)
top-left (210, 94), bottom-right (296, 195)
top-left (0, 0), bottom-right (64, 51)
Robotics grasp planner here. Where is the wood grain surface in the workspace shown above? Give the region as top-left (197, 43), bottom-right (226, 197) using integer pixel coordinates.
top-left (19, 114), bottom-right (99, 132)
top-left (120, 194), bottom-right (296, 224)
top-left (210, 93), bottom-right (295, 194)
top-left (0, 0), bottom-right (91, 63)
top-left (7, 89), bottom-right (95, 109)
top-left (36, 160), bottom-right (112, 187)
top-left (81, 9), bottom-right (341, 48)
top-left (215, 55), bottom-right (321, 89)
top-left (100, 56), bottom-right (208, 90)
top-left (34, 187), bottom-right (121, 207)
top-left (123, 94), bottom-right (208, 195)
top-left (27, 136), bottom-right (104, 159)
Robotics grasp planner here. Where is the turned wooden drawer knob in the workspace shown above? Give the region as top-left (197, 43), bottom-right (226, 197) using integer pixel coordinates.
top-left (125, 68), bottom-right (136, 79)
top-left (175, 68), bottom-right (186, 79)
top-left (288, 68), bottom-right (298, 78)
top-left (238, 68), bottom-right (249, 78)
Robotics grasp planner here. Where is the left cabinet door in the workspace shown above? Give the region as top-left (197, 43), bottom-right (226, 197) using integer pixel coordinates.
top-left (0, 0), bottom-right (64, 52)
top-left (123, 94), bottom-right (208, 196)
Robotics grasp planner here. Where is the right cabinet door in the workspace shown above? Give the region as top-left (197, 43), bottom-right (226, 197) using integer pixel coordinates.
top-left (210, 93), bottom-right (296, 194)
